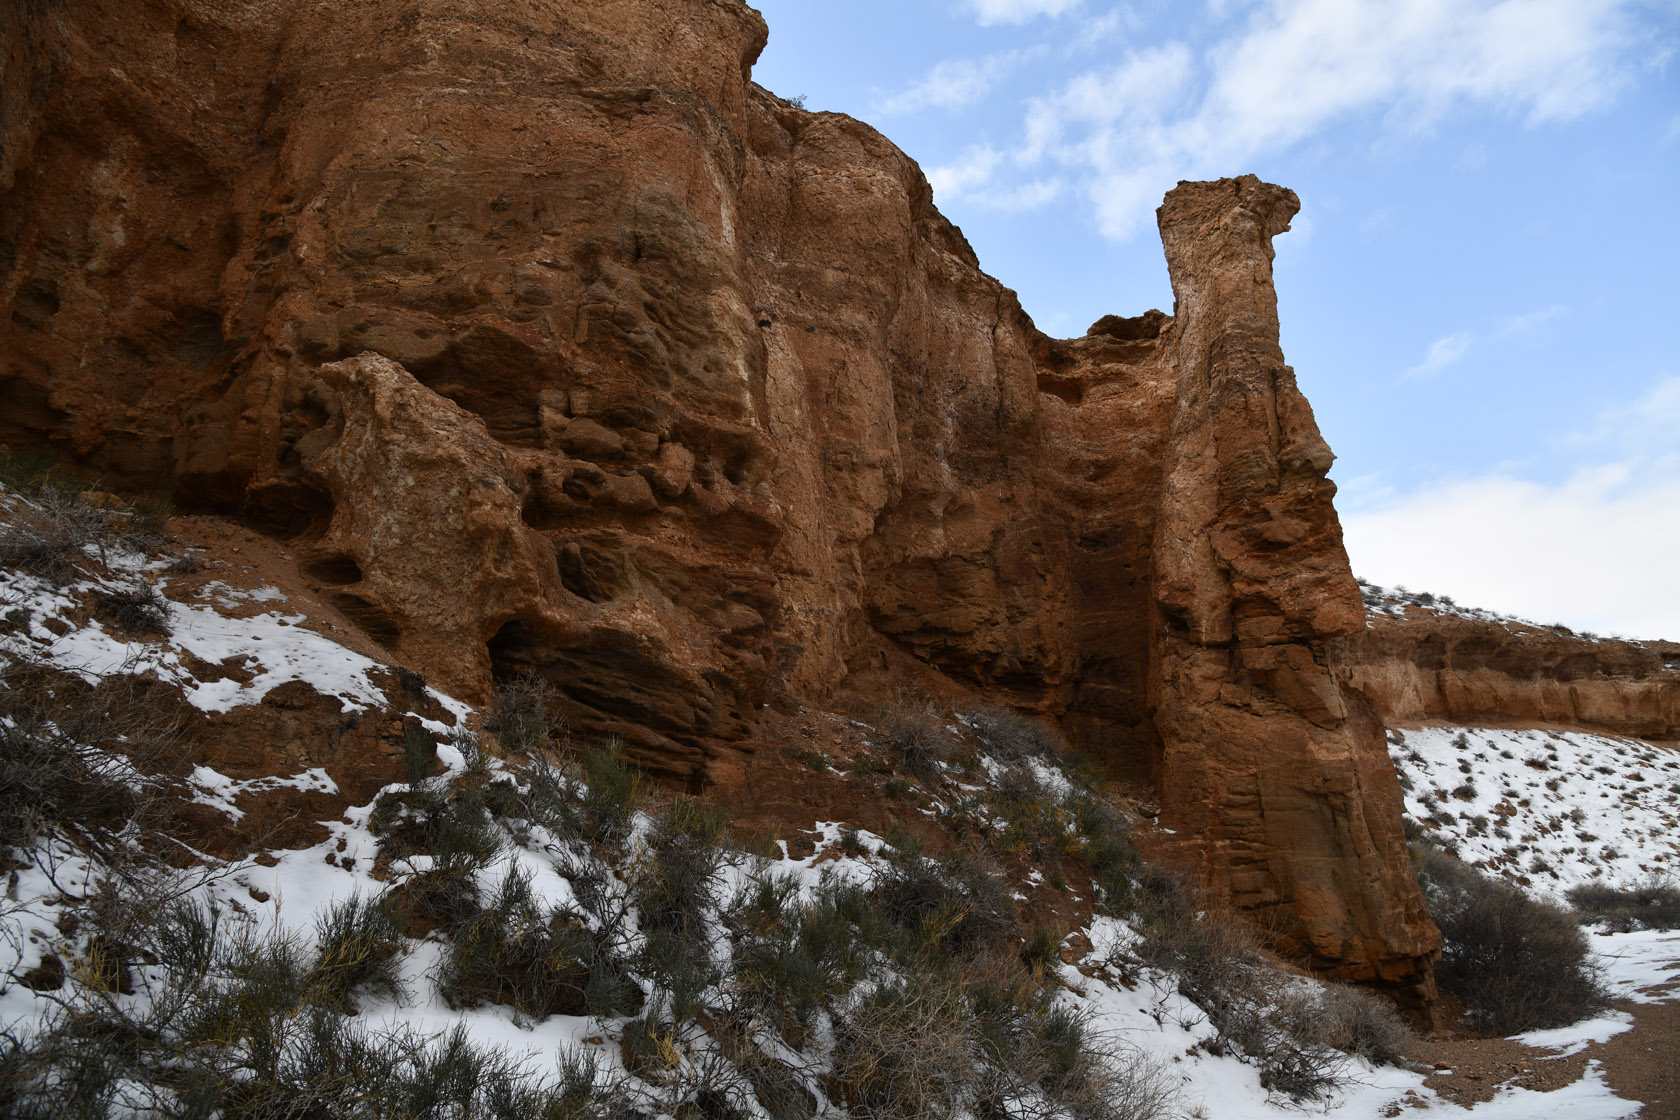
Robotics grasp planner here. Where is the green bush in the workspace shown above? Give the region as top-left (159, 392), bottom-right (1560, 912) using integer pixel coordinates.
top-left (727, 871), bottom-right (874, 1042)
top-left (636, 797), bottom-right (727, 944)
top-left (393, 856), bottom-right (483, 933)
top-left (436, 865), bottom-right (639, 1021)
top-left (369, 779), bottom-right (504, 869)
top-left (581, 740), bottom-right (642, 846)
top-left (309, 893), bottom-right (407, 1011)
top-left (403, 722), bottom-right (439, 785)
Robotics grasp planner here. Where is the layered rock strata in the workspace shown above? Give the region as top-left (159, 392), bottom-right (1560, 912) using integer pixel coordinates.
top-left (1341, 610), bottom-right (1680, 740)
top-left (0, 0), bottom-right (1437, 994)
top-left (1147, 180), bottom-right (1437, 997)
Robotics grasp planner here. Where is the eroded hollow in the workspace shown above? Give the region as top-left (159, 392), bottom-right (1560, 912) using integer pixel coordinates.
top-left (331, 592), bottom-right (400, 650)
top-left (303, 553), bottom-right (363, 586)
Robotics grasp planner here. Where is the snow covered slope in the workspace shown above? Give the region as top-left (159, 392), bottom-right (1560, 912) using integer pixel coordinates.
top-left (1389, 725), bottom-right (1680, 898)
top-left (3, 482), bottom-right (1678, 1119)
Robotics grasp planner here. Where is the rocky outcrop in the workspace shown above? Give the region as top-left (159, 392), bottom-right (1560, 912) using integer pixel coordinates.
top-left (1340, 606), bottom-right (1680, 740)
top-left (1146, 179), bottom-right (1437, 1001)
top-left (0, 0), bottom-right (1436, 990)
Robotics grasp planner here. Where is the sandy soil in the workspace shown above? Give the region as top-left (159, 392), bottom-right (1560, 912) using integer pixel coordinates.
top-left (1408, 962), bottom-right (1680, 1117)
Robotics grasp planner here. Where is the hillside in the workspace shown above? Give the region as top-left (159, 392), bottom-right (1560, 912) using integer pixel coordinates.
top-left (3, 476), bottom-right (1680, 1114)
top-left (1, 0), bottom-right (1440, 997)
top-left (3, 478), bottom-right (1676, 1118)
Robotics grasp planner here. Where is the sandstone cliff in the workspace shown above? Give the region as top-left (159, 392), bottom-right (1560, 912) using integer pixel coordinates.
top-left (0, 0), bottom-right (1437, 996)
top-left (1341, 587), bottom-right (1680, 741)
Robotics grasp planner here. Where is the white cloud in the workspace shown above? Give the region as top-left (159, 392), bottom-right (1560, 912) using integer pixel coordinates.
top-left (927, 144), bottom-right (1006, 200)
top-left (1004, 0), bottom-right (1644, 239)
top-left (1358, 205), bottom-right (1397, 239)
top-left (1343, 377), bottom-right (1680, 640)
top-left (876, 51), bottom-right (1036, 116)
top-left (1494, 304), bottom-right (1564, 338)
top-left (966, 0), bottom-right (1082, 26)
top-left (1562, 374), bottom-right (1680, 456)
top-left (1342, 463), bottom-right (1680, 640)
top-left (1403, 331), bottom-right (1473, 379)
top-left (971, 177), bottom-right (1066, 211)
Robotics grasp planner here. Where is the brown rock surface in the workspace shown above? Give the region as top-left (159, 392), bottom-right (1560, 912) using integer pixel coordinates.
top-left (1146, 178), bottom-right (1438, 1003)
top-left (1, 0), bottom-right (1436, 989)
top-left (1340, 603), bottom-right (1680, 740)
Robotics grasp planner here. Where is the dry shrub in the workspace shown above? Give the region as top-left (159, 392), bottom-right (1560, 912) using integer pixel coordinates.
top-left (484, 673), bottom-right (562, 754)
top-left (1, 457), bottom-right (168, 578)
top-left (874, 701), bottom-right (952, 780)
top-left (1130, 869), bottom-right (1402, 1099)
top-left (1305, 983), bottom-right (1414, 1066)
top-left (832, 976), bottom-right (977, 1120)
top-left (871, 846), bottom-right (1017, 956)
top-left (0, 661), bottom-right (182, 857)
top-left (1415, 840), bottom-right (1608, 1034)
top-left (92, 584), bottom-right (171, 637)
top-left (1567, 878), bottom-right (1680, 932)
top-left (965, 704), bottom-right (1065, 763)
top-left (0, 486), bottom-right (110, 579)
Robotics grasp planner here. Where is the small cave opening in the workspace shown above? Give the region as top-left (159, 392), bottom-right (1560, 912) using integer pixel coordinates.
top-left (0, 379), bottom-right (72, 445)
top-left (170, 307), bottom-right (231, 368)
top-left (1035, 375), bottom-right (1086, 406)
top-left (11, 280), bottom-right (61, 330)
top-left (242, 481), bottom-right (334, 541)
top-left (1086, 308), bottom-right (1167, 342)
top-left (302, 553), bottom-right (364, 586)
top-left (330, 592), bottom-right (401, 651)
top-left (487, 618), bottom-right (544, 679)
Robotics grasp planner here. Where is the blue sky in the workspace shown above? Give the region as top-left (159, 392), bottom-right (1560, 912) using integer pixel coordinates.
top-left (750, 0), bottom-right (1680, 640)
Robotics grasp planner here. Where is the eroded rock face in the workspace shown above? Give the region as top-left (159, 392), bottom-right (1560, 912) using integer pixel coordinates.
top-left (1341, 611), bottom-right (1680, 740)
top-left (1, 0), bottom-right (1436, 987)
top-left (1146, 179), bottom-right (1438, 1003)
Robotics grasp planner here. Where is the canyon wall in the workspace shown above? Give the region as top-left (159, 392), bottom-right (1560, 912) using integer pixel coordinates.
top-left (0, 0), bottom-right (1436, 995)
top-left (1341, 606), bottom-right (1680, 741)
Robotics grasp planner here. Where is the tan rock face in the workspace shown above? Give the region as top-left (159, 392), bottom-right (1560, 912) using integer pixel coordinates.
top-left (1341, 611), bottom-right (1680, 740)
top-left (1, 0), bottom-right (1436, 987)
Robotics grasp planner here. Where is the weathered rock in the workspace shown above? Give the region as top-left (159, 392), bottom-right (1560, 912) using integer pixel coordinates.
top-left (1340, 608), bottom-right (1680, 740)
top-left (0, 0), bottom-right (1440, 988)
top-left (1146, 178), bottom-right (1438, 1005)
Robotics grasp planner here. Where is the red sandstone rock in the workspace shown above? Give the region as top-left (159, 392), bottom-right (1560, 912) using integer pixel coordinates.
top-left (1146, 177), bottom-right (1438, 1004)
top-left (0, 0), bottom-right (1440, 991)
top-left (1340, 608), bottom-right (1680, 740)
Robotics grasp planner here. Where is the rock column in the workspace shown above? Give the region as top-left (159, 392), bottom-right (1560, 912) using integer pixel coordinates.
top-left (1149, 176), bottom-right (1440, 1005)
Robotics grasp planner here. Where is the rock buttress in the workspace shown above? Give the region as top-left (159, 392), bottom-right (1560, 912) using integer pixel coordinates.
top-left (1148, 176), bottom-right (1440, 1004)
